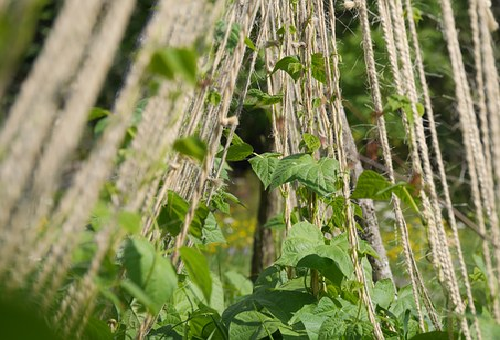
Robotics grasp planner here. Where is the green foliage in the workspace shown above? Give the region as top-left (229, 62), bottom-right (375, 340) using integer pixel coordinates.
top-left (180, 247), bottom-right (212, 302)
top-left (244, 37), bottom-right (257, 52)
top-left (148, 46), bottom-right (197, 84)
top-left (245, 88), bottom-right (283, 106)
top-left (221, 132), bottom-right (254, 161)
top-left (248, 152), bottom-right (280, 189)
top-left (272, 55), bottom-right (303, 81)
top-left (157, 190), bottom-right (189, 236)
top-left (310, 52), bottom-right (327, 84)
top-left (229, 310), bottom-right (281, 339)
top-left (214, 20), bottom-right (241, 53)
top-left (299, 133), bottom-right (321, 153)
top-left (269, 153), bottom-right (340, 196)
top-left (122, 237), bottom-right (177, 314)
top-left (117, 211), bottom-right (141, 234)
top-left (351, 170), bottom-right (419, 211)
top-left (173, 135), bottom-right (207, 162)
top-left (384, 94), bottom-right (425, 128)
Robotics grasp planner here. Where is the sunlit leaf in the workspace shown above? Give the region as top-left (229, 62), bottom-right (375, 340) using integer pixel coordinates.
top-left (180, 247), bottom-right (212, 302)
top-left (270, 154), bottom-right (340, 196)
top-left (272, 55), bottom-right (303, 81)
top-left (248, 152), bottom-right (280, 188)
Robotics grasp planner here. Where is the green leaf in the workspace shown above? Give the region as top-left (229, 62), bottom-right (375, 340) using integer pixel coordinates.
top-left (225, 143), bottom-right (254, 161)
top-left (123, 237), bottom-right (177, 314)
top-left (246, 88), bottom-right (283, 106)
top-left (201, 213), bottom-right (226, 245)
top-left (244, 37), bottom-right (257, 51)
top-left (248, 153), bottom-right (280, 188)
top-left (217, 132), bottom-right (254, 161)
top-left (311, 53), bottom-right (327, 84)
top-left (157, 190), bottom-right (189, 236)
top-left (214, 21), bottom-right (241, 53)
top-left (207, 90), bottom-right (221, 106)
top-left (180, 246), bottom-right (212, 302)
top-left (416, 102), bottom-right (425, 116)
top-left (351, 170), bottom-right (392, 200)
top-left (289, 298), bottom-right (337, 340)
top-left (87, 107), bottom-right (110, 121)
top-left (148, 47), bottom-right (197, 84)
top-left (173, 135), bottom-right (206, 162)
top-left (211, 192), bottom-right (231, 214)
top-left (272, 55), bottom-right (303, 81)
top-left (351, 170), bottom-right (418, 211)
top-left (117, 211), bottom-right (141, 234)
top-left (318, 315), bottom-right (347, 340)
top-left (270, 154), bottom-right (340, 196)
top-left (225, 271), bottom-right (253, 296)
top-left (389, 284), bottom-right (417, 318)
top-left (276, 222), bottom-right (324, 266)
top-left (372, 279), bottom-right (396, 309)
top-left (299, 133), bottom-right (321, 153)
top-left (229, 311), bottom-right (281, 340)
top-left (190, 203), bottom-right (210, 239)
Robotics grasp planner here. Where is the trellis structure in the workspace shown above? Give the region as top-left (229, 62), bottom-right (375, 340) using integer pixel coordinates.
top-left (0, 0), bottom-right (499, 339)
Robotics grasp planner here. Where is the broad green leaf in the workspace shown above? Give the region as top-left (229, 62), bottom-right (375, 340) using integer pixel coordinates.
top-left (180, 246), bottom-right (212, 302)
top-left (389, 284), bottom-right (417, 318)
top-left (117, 211), bottom-right (141, 234)
top-left (351, 170), bottom-right (418, 211)
top-left (270, 154), bottom-right (340, 196)
top-left (351, 170), bottom-right (392, 200)
top-left (210, 274), bottom-right (225, 314)
top-left (225, 143), bottom-right (254, 161)
top-left (311, 53), bottom-right (327, 84)
top-left (188, 306), bottom-right (225, 339)
top-left (272, 55), bottom-right (303, 81)
top-left (254, 266), bottom-right (289, 290)
top-left (229, 311), bottom-right (281, 340)
top-left (318, 316), bottom-right (347, 340)
top-left (225, 271), bottom-right (253, 296)
top-left (315, 244), bottom-right (353, 279)
top-left (123, 237), bottom-right (177, 314)
top-left (148, 47), bottom-right (197, 84)
top-left (173, 135), bottom-right (206, 162)
top-left (157, 190), bottom-right (189, 236)
top-left (276, 222), bottom-right (324, 266)
top-left (246, 88), bottom-right (283, 106)
top-left (201, 213), bottom-right (226, 245)
top-left (218, 132), bottom-right (254, 161)
top-left (372, 279), bottom-right (396, 309)
top-left (248, 153), bottom-right (280, 188)
top-left (211, 192), bottom-right (230, 214)
top-left (299, 133), bottom-right (321, 153)
top-left (290, 298), bottom-right (337, 340)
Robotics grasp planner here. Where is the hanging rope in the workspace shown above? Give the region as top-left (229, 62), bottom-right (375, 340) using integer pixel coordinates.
top-left (357, 0), bottom-right (428, 331)
top-left (439, 0), bottom-right (500, 321)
